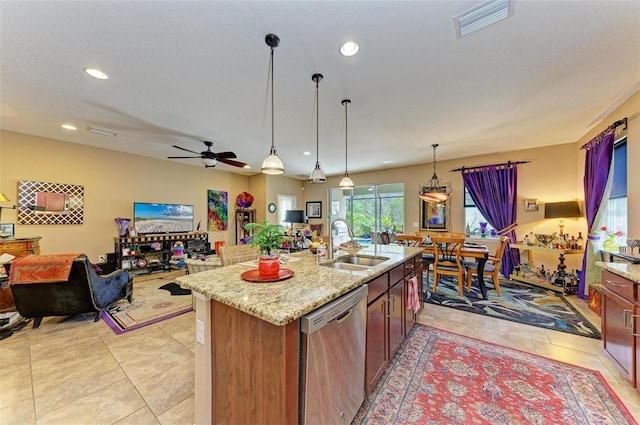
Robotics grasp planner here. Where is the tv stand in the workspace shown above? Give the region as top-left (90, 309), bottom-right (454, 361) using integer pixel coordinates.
top-left (114, 232), bottom-right (209, 274)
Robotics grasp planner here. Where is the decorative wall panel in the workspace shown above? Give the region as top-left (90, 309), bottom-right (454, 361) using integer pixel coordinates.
top-left (17, 180), bottom-right (84, 225)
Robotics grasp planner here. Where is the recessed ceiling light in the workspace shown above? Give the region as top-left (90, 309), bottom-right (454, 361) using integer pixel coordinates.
top-left (83, 68), bottom-right (109, 80)
top-left (61, 124), bottom-right (77, 131)
top-left (340, 41), bottom-right (360, 57)
top-left (303, 151), bottom-right (311, 156)
top-left (381, 160), bottom-right (393, 164)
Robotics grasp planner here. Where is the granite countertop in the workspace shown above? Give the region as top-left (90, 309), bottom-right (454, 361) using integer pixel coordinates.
top-left (176, 244), bottom-right (423, 326)
top-left (595, 262), bottom-right (640, 283)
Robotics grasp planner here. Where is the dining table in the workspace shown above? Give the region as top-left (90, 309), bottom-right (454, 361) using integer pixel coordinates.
top-left (421, 241), bottom-right (491, 299)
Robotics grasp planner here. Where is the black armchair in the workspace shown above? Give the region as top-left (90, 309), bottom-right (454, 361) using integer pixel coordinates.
top-left (10, 254), bottom-right (132, 328)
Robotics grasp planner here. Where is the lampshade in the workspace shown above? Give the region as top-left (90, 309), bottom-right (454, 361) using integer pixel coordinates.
top-left (339, 99), bottom-right (354, 191)
top-left (284, 210), bottom-right (306, 224)
top-left (261, 34), bottom-right (285, 175)
top-left (202, 157), bottom-right (216, 167)
top-left (0, 192), bottom-right (10, 202)
top-left (418, 144), bottom-right (451, 203)
top-left (308, 73), bottom-right (327, 184)
top-left (544, 201), bottom-right (581, 218)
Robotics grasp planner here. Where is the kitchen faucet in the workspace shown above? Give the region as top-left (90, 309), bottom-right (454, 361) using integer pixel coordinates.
top-left (328, 218), bottom-right (354, 260)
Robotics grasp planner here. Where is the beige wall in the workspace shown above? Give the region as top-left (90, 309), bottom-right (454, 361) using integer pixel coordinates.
top-left (2, 91), bottom-right (636, 271)
top-left (0, 130), bottom-right (251, 262)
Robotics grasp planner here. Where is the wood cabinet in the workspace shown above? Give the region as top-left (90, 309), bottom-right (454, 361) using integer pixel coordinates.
top-left (365, 253), bottom-right (422, 394)
top-left (601, 270), bottom-right (638, 388)
top-left (0, 236), bottom-right (42, 313)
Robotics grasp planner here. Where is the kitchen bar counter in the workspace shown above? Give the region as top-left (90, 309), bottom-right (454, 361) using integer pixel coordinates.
top-left (595, 261), bottom-right (640, 283)
top-left (176, 244), bottom-right (422, 326)
top-left (175, 244), bottom-right (423, 425)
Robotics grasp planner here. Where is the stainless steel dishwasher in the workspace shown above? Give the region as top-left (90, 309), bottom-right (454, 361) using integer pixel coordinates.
top-left (299, 284), bottom-right (368, 425)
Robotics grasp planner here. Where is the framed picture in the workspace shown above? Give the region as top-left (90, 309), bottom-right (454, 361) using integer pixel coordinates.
top-left (306, 201), bottom-right (322, 219)
top-left (524, 199), bottom-right (538, 211)
top-left (0, 223), bottom-right (15, 237)
top-left (128, 227), bottom-right (137, 237)
top-left (419, 196), bottom-right (450, 232)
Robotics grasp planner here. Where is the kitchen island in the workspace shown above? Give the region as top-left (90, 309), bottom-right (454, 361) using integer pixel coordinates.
top-left (176, 244), bottom-right (423, 425)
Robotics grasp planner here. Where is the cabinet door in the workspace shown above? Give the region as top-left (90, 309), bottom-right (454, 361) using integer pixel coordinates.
top-left (388, 281), bottom-right (404, 358)
top-left (366, 296), bottom-right (388, 395)
top-left (634, 304), bottom-right (640, 393)
top-left (602, 288), bottom-right (634, 384)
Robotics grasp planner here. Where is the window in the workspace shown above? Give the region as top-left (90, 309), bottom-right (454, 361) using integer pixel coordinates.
top-left (463, 187), bottom-right (496, 237)
top-left (601, 138), bottom-right (627, 236)
top-left (277, 194), bottom-right (296, 228)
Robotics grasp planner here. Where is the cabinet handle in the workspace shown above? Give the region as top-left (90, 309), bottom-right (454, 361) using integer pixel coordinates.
top-left (623, 309), bottom-right (632, 330)
top-left (382, 298), bottom-right (391, 318)
top-left (605, 279), bottom-right (628, 288)
top-left (632, 314), bottom-right (640, 337)
top-left (405, 264), bottom-right (415, 269)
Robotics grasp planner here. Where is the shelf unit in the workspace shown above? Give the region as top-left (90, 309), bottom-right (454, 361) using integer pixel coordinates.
top-left (235, 208), bottom-right (255, 244)
top-left (510, 243), bottom-right (584, 294)
top-left (114, 232), bottom-right (209, 274)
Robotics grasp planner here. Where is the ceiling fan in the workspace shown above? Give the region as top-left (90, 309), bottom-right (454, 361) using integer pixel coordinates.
top-left (167, 141), bottom-right (247, 168)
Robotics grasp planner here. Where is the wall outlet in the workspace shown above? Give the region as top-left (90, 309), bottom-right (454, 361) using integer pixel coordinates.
top-left (98, 255), bottom-right (107, 263)
top-left (196, 319), bottom-right (205, 345)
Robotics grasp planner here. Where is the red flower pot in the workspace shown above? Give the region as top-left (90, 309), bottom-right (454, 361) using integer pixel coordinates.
top-left (258, 256), bottom-right (280, 280)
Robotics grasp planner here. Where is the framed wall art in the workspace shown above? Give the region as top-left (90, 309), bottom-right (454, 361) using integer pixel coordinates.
top-left (306, 201), bottom-right (322, 219)
top-left (0, 223), bottom-right (15, 237)
top-left (524, 199), bottom-right (538, 211)
top-left (208, 190), bottom-right (228, 231)
top-left (419, 197), bottom-right (450, 232)
top-left (17, 180), bottom-right (84, 225)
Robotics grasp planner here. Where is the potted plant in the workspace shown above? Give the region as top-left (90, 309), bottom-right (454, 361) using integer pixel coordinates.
top-left (244, 220), bottom-right (285, 279)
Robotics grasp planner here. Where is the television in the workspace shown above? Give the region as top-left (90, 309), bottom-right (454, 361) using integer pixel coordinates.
top-left (133, 202), bottom-right (194, 234)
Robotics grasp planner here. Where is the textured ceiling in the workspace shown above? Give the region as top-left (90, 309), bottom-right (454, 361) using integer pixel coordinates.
top-left (1, 1), bottom-right (639, 179)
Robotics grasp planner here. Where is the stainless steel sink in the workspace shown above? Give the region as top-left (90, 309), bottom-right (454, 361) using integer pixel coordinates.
top-left (321, 255), bottom-right (389, 270)
top-left (334, 256), bottom-right (389, 266)
top-left (321, 262), bottom-right (371, 271)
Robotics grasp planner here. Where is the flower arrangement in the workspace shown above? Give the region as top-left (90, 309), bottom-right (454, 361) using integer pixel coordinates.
top-left (600, 226), bottom-right (623, 237)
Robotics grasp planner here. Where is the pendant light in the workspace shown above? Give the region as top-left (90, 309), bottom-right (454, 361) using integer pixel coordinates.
top-left (339, 99), bottom-right (354, 190)
top-left (308, 73), bottom-right (327, 183)
top-left (418, 144), bottom-right (452, 203)
top-left (261, 34), bottom-right (285, 175)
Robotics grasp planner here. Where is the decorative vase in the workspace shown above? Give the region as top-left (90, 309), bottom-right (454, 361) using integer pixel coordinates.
top-left (479, 222), bottom-right (488, 238)
top-left (602, 233), bottom-right (620, 253)
top-left (258, 255), bottom-right (280, 280)
top-left (115, 217), bottom-right (131, 237)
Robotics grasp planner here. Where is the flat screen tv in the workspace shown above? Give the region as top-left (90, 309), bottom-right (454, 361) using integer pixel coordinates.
top-left (133, 202), bottom-right (194, 234)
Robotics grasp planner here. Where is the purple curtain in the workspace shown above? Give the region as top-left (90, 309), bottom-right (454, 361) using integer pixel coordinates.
top-left (462, 164), bottom-right (519, 277)
top-left (579, 131), bottom-right (615, 299)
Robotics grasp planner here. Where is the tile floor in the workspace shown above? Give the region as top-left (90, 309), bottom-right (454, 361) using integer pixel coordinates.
top-left (1, 295), bottom-right (639, 424)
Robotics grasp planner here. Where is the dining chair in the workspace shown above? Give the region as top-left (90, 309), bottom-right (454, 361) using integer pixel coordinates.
top-left (218, 244), bottom-right (259, 266)
top-left (431, 236), bottom-right (466, 296)
top-left (395, 234), bottom-right (423, 247)
top-left (414, 231), bottom-right (442, 283)
top-left (465, 235), bottom-right (509, 296)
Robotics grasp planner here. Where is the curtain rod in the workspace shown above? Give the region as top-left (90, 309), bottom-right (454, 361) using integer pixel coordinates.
top-left (449, 160), bottom-right (530, 173)
top-left (580, 117), bottom-right (627, 150)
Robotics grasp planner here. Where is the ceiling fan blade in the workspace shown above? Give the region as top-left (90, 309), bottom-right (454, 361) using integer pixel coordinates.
top-left (215, 151), bottom-right (237, 159)
top-left (172, 145), bottom-right (200, 154)
top-left (167, 156), bottom-right (201, 159)
top-left (218, 158), bottom-right (247, 168)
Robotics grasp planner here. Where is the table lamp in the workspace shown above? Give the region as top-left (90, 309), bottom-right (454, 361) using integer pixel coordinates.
top-left (0, 192), bottom-right (17, 222)
top-left (544, 201), bottom-right (581, 236)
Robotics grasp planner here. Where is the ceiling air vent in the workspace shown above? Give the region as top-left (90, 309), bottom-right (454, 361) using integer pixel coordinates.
top-left (453, 0), bottom-right (514, 38)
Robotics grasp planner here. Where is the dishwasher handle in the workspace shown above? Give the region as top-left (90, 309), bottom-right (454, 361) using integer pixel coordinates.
top-left (300, 285), bottom-right (368, 334)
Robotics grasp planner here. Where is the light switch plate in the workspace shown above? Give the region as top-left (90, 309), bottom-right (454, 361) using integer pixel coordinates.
top-left (412, 222), bottom-right (419, 228)
top-left (196, 319), bottom-right (204, 345)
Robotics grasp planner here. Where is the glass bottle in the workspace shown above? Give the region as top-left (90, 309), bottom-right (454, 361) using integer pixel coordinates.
top-left (577, 232), bottom-right (584, 250)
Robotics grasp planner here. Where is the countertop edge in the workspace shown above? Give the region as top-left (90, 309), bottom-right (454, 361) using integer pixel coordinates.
top-left (595, 261), bottom-right (640, 284)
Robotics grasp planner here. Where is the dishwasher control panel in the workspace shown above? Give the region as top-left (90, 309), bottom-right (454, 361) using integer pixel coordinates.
top-left (300, 285), bottom-right (368, 335)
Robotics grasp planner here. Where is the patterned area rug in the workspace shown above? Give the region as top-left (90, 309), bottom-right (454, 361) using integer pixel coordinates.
top-left (102, 270), bottom-right (192, 334)
top-left (354, 324), bottom-right (637, 424)
top-left (425, 276), bottom-right (601, 339)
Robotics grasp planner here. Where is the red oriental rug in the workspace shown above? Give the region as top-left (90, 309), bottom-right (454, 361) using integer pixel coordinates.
top-left (9, 253), bottom-right (82, 283)
top-left (354, 324), bottom-right (637, 424)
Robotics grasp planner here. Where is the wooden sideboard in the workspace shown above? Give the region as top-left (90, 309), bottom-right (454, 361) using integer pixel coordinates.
top-left (0, 236), bottom-right (42, 313)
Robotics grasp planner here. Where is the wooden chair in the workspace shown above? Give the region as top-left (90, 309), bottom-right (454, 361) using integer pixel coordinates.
top-left (218, 244), bottom-right (259, 266)
top-left (395, 234), bottom-right (423, 247)
top-left (465, 236), bottom-right (509, 296)
top-left (380, 232), bottom-right (391, 245)
top-left (431, 236), bottom-right (466, 296)
top-left (414, 231), bottom-right (441, 283)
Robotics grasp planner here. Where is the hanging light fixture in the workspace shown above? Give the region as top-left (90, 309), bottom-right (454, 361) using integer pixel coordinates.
top-left (418, 144), bottom-right (452, 203)
top-left (339, 99), bottom-right (354, 190)
top-left (261, 34), bottom-right (285, 175)
top-left (308, 73), bottom-right (327, 184)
